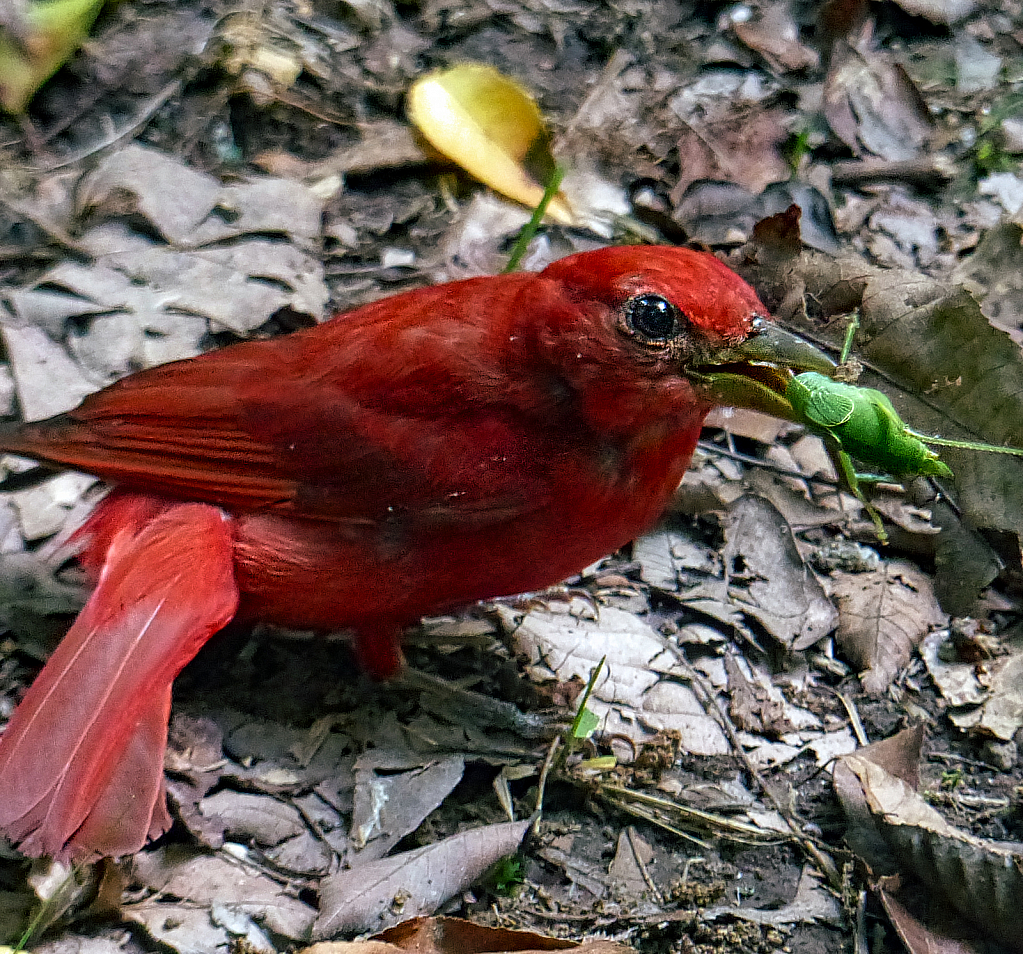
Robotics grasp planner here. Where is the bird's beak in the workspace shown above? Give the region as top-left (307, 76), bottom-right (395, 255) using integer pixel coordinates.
top-left (692, 319), bottom-right (835, 420)
top-left (707, 318), bottom-right (834, 373)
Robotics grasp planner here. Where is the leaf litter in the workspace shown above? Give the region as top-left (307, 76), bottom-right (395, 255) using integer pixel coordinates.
top-left (1, 0), bottom-right (1023, 952)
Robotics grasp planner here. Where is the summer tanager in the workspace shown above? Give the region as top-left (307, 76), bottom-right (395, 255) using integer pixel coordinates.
top-left (0, 245), bottom-right (830, 861)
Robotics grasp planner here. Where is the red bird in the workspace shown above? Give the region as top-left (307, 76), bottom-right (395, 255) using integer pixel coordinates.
top-left (0, 245), bottom-right (829, 860)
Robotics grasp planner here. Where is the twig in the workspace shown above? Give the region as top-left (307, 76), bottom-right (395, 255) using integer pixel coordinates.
top-left (676, 655), bottom-right (843, 890)
top-left (626, 826), bottom-right (665, 903)
top-left (35, 78), bottom-right (183, 172)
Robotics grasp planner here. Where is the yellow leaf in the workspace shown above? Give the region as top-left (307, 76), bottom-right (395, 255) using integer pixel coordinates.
top-left (408, 63), bottom-right (573, 225)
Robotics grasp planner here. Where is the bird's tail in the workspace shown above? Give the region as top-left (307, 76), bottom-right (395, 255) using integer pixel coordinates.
top-left (0, 500), bottom-right (239, 860)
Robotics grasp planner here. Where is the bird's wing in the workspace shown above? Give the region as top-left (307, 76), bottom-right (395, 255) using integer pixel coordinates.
top-left (0, 503), bottom-right (238, 860)
top-left (3, 276), bottom-right (572, 524)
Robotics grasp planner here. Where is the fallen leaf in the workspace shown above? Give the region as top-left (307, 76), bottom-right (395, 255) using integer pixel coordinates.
top-left (722, 495), bottom-right (838, 652)
top-left (500, 601), bottom-right (730, 754)
top-left (704, 865), bottom-right (842, 926)
top-left (198, 791), bottom-right (307, 848)
top-left (128, 846), bottom-right (316, 946)
top-left (407, 64), bottom-right (572, 224)
top-left (834, 746), bottom-right (1023, 953)
top-left (832, 561), bottom-right (947, 695)
top-left (824, 41), bottom-right (932, 161)
top-left (315, 820), bottom-right (529, 937)
top-left (890, 0), bottom-right (976, 24)
top-left (351, 753), bottom-right (465, 859)
top-left (921, 632), bottom-right (1023, 742)
top-left (671, 106), bottom-right (791, 196)
top-left (732, 3), bottom-right (819, 73)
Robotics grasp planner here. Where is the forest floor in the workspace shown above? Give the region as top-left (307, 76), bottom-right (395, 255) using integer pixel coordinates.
top-left (1, 1), bottom-right (1023, 953)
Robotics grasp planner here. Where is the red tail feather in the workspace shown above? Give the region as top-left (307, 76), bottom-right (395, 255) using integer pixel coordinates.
top-left (0, 503), bottom-right (238, 860)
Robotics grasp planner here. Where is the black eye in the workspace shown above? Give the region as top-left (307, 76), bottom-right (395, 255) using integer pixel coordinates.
top-left (625, 294), bottom-right (682, 342)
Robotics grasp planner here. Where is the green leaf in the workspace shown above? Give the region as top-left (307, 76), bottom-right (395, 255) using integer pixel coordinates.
top-left (572, 707), bottom-right (599, 740)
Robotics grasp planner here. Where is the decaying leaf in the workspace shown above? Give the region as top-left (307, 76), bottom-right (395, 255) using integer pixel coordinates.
top-left (351, 752), bottom-right (465, 859)
top-left (377, 917), bottom-right (578, 952)
top-left (0, 307), bottom-right (93, 423)
top-left (722, 495), bottom-right (838, 652)
top-left (671, 106), bottom-right (791, 197)
top-left (78, 144), bottom-right (325, 247)
top-left (890, 0), bottom-right (976, 25)
top-left (357, 915), bottom-right (624, 954)
top-left (731, 4), bottom-right (819, 73)
top-left (407, 63), bottom-right (573, 224)
top-left (127, 845), bottom-right (317, 948)
top-left (315, 820), bottom-right (529, 937)
top-left (920, 629), bottom-right (1023, 743)
top-left (197, 791), bottom-right (307, 848)
top-left (499, 600), bottom-right (730, 754)
top-left (824, 40), bottom-right (932, 161)
top-left (704, 866), bottom-right (842, 927)
top-left (724, 652), bottom-right (795, 738)
top-left (834, 733), bottom-right (1023, 953)
top-left (3, 145), bottom-right (329, 407)
top-left (831, 561), bottom-right (947, 695)
top-left (953, 221), bottom-right (1023, 340)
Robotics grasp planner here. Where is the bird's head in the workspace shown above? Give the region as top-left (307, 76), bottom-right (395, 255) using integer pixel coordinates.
top-left (534, 245), bottom-right (832, 431)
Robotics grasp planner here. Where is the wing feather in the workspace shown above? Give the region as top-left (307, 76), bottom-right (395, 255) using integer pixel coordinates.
top-left (2, 274), bottom-right (574, 524)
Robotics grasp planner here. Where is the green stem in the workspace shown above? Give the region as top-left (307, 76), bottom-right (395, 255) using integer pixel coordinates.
top-left (839, 312), bottom-right (860, 365)
top-left (503, 165), bottom-right (565, 274)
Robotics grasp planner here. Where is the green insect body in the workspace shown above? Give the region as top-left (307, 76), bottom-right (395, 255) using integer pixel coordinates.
top-left (787, 372), bottom-right (953, 483)
top-left (702, 314), bottom-right (1023, 543)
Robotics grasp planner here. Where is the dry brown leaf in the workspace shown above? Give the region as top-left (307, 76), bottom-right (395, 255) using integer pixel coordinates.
top-left (128, 846), bottom-right (316, 947)
top-left (953, 221), bottom-right (1023, 340)
top-left (724, 652), bottom-right (795, 738)
top-left (878, 889), bottom-right (987, 954)
top-left (824, 42), bottom-right (932, 161)
top-left (890, 0), bottom-right (976, 24)
top-left (0, 317), bottom-right (96, 420)
top-left (499, 601), bottom-right (729, 754)
top-left (376, 915), bottom-right (604, 953)
top-left (722, 495), bottom-right (838, 652)
top-left (732, 4), bottom-right (819, 73)
top-left (831, 561), bottom-right (946, 695)
top-left (703, 865), bottom-right (842, 927)
top-left (79, 144), bottom-right (324, 247)
top-left (377, 917), bottom-right (575, 951)
top-left (302, 943), bottom-right (398, 954)
top-left (671, 107), bottom-right (791, 197)
top-left (921, 633), bottom-right (1023, 742)
top-left (351, 753), bottom-right (465, 860)
top-left (315, 820), bottom-right (530, 937)
top-left (197, 791), bottom-right (306, 848)
top-left (834, 749), bottom-right (1023, 953)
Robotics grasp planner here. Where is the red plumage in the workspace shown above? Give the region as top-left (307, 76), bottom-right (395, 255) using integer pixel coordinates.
top-left (0, 245), bottom-right (804, 860)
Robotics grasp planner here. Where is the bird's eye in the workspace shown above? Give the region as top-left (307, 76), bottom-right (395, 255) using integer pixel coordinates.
top-left (624, 294), bottom-right (682, 343)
